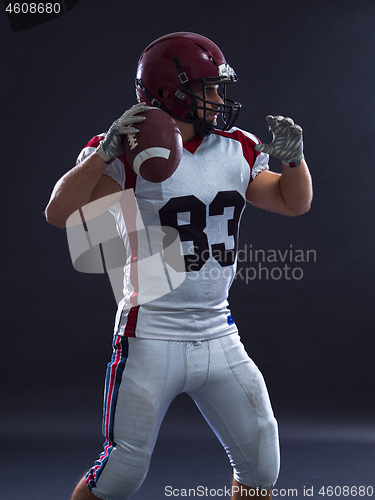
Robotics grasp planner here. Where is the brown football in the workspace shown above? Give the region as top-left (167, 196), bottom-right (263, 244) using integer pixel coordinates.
top-left (123, 108), bottom-right (183, 183)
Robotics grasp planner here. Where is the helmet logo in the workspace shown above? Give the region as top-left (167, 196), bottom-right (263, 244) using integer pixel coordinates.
top-left (218, 63), bottom-right (236, 79)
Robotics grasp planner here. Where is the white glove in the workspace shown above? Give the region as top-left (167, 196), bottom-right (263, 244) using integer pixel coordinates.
top-left (255, 115), bottom-right (304, 166)
top-left (96, 103), bottom-right (149, 162)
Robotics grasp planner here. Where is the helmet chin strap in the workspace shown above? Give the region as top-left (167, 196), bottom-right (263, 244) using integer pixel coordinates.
top-left (182, 109), bottom-right (215, 137)
top-left (186, 95), bottom-right (216, 137)
top-left (193, 117), bottom-right (215, 137)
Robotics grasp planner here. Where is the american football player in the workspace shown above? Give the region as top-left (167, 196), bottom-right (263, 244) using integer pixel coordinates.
top-left (46, 32), bottom-right (312, 500)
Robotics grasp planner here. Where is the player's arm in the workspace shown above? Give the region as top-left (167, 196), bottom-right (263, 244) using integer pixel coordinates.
top-left (45, 103), bottom-right (149, 228)
top-left (246, 159), bottom-right (312, 215)
top-left (45, 153), bottom-right (122, 228)
top-left (246, 115), bottom-right (312, 216)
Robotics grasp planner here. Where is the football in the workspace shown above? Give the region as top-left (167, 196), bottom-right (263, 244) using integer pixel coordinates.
top-left (123, 108), bottom-right (183, 183)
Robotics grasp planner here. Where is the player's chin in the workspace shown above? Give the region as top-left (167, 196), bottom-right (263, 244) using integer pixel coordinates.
top-left (207, 114), bottom-right (218, 125)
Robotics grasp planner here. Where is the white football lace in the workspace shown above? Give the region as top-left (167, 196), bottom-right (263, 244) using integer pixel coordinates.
top-left (128, 135), bottom-right (138, 151)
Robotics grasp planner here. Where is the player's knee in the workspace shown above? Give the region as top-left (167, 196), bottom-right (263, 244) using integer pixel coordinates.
top-left (114, 440), bottom-right (153, 485)
top-left (90, 443), bottom-right (152, 500)
top-left (234, 415), bottom-right (280, 489)
top-left (258, 415), bottom-right (279, 487)
top-left (259, 414), bottom-right (279, 446)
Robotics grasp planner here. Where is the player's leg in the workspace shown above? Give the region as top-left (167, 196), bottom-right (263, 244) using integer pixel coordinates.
top-left (73, 336), bottom-right (184, 500)
top-left (188, 333), bottom-right (279, 497)
top-left (71, 477), bottom-right (97, 500)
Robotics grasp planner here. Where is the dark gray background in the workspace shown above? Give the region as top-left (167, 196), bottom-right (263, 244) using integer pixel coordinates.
top-left (1, 0), bottom-right (375, 498)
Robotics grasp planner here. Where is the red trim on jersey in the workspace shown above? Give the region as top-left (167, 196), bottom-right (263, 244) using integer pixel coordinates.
top-left (85, 135), bottom-right (105, 149)
top-left (214, 129), bottom-right (262, 182)
top-left (84, 136), bottom-right (137, 190)
top-left (183, 135), bottom-right (204, 154)
top-left (124, 306), bottom-right (140, 336)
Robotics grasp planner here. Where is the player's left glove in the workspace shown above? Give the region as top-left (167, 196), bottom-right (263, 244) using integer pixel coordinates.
top-left (255, 115), bottom-right (304, 167)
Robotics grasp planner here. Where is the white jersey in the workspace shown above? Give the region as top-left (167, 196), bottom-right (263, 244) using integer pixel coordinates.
top-left (77, 128), bottom-right (269, 340)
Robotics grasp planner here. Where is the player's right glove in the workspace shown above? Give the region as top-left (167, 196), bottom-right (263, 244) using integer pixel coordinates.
top-left (96, 103), bottom-right (149, 163)
top-left (255, 115), bottom-right (304, 167)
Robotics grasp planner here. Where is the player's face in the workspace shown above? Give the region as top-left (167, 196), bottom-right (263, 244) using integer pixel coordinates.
top-left (193, 83), bottom-right (224, 124)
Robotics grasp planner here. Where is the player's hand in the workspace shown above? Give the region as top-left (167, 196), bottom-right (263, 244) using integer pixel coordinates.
top-left (255, 115), bottom-right (304, 166)
top-left (96, 103), bottom-right (149, 162)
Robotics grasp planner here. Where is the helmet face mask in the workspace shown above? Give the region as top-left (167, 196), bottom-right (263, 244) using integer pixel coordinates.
top-left (172, 77), bottom-right (241, 133)
top-left (135, 32), bottom-right (242, 137)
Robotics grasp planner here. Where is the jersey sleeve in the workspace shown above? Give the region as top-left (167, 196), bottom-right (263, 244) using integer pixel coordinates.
top-left (222, 128), bottom-right (269, 182)
top-left (75, 133), bottom-right (126, 190)
top-left (235, 129), bottom-right (269, 181)
top-left (251, 150), bottom-right (269, 180)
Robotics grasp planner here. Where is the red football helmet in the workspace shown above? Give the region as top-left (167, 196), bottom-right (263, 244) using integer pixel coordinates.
top-left (135, 32), bottom-right (242, 137)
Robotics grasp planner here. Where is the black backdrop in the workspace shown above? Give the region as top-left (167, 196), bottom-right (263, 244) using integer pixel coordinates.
top-left (1, 0), bottom-right (375, 461)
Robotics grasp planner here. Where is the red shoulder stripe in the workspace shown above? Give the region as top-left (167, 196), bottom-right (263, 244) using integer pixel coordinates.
top-left (214, 129), bottom-right (261, 168)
